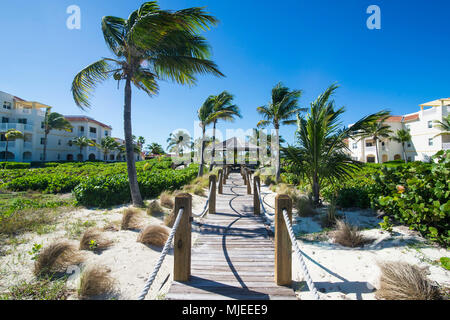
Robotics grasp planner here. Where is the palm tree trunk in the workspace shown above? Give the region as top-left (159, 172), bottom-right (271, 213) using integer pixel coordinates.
top-left (402, 143), bottom-right (407, 163)
top-left (43, 131), bottom-right (48, 162)
top-left (5, 140), bottom-right (9, 162)
top-left (312, 173), bottom-right (320, 206)
top-left (375, 138), bottom-right (379, 164)
top-left (198, 125), bottom-right (206, 177)
top-left (274, 126), bottom-right (281, 182)
top-left (124, 76), bottom-right (143, 207)
top-left (209, 120), bottom-right (217, 171)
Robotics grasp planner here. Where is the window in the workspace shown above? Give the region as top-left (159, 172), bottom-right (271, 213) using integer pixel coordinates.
top-left (2, 117), bottom-right (9, 123)
top-left (407, 142), bottom-right (411, 148)
top-left (39, 154), bottom-right (43, 161)
top-left (427, 121), bottom-right (433, 129)
top-left (3, 101), bottom-right (11, 109)
top-left (428, 138), bottom-right (433, 146)
top-left (40, 138), bottom-right (45, 145)
top-left (89, 127), bottom-right (96, 133)
top-left (366, 142), bottom-right (373, 147)
top-left (105, 130), bottom-right (109, 137)
top-left (352, 143), bottom-right (357, 149)
top-left (41, 122), bottom-right (45, 129)
top-left (57, 154), bottom-right (61, 160)
top-left (68, 140), bottom-right (73, 147)
top-left (407, 156), bottom-right (412, 162)
top-left (58, 139), bottom-right (61, 145)
top-left (18, 118), bottom-right (27, 124)
top-left (79, 126), bottom-right (84, 132)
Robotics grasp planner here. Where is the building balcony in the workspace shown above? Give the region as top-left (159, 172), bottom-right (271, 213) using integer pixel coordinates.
top-left (0, 122), bottom-right (33, 132)
top-left (365, 146), bottom-right (377, 153)
top-left (89, 132), bottom-right (97, 139)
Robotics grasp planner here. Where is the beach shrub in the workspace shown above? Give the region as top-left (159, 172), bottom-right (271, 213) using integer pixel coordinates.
top-left (372, 151), bottom-right (450, 246)
top-left (0, 162), bottom-right (30, 169)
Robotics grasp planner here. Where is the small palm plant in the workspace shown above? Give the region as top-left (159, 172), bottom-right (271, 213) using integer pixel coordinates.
top-left (99, 136), bottom-right (120, 161)
top-left (2, 129), bottom-right (24, 162)
top-left (282, 84), bottom-right (385, 206)
top-left (71, 1), bottom-right (223, 206)
top-left (147, 142), bottom-right (165, 155)
top-left (72, 136), bottom-right (95, 161)
top-left (43, 110), bottom-right (73, 162)
top-left (209, 91), bottom-right (241, 170)
top-left (257, 82), bottom-right (305, 182)
top-left (392, 129), bottom-right (412, 163)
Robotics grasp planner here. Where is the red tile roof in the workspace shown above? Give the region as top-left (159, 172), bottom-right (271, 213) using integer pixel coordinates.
top-left (384, 116), bottom-right (403, 122)
top-left (404, 114), bottom-right (419, 122)
top-left (64, 116), bottom-right (112, 129)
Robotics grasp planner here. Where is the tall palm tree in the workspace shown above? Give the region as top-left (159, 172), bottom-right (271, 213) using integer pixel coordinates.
top-left (71, 1), bottom-right (223, 206)
top-left (392, 129), bottom-right (412, 163)
top-left (2, 129), bottom-right (24, 162)
top-left (247, 129), bottom-right (286, 166)
top-left (167, 130), bottom-right (191, 156)
top-left (434, 115), bottom-right (450, 137)
top-left (282, 84), bottom-right (385, 206)
top-left (99, 136), bottom-right (120, 161)
top-left (136, 136), bottom-right (146, 150)
top-left (148, 142), bottom-right (165, 155)
top-left (257, 82), bottom-right (305, 182)
top-left (197, 97), bottom-right (230, 176)
top-left (354, 111), bottom-right (392, 163)
top-left (209, 91), bottom-right (241, 170)
top-left (72, 136), bottom-right (95, 161)
top-left (43, 109), bottom-right (73, 162)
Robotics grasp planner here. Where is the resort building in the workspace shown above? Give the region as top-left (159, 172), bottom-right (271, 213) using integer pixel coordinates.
top-left (347, 98), bottom-right (450, 163)
top-left (0, 90), bottom-right (142, 162)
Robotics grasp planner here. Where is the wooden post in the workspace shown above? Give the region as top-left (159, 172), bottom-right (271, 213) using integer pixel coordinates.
top-left (218, 169), bottom-right (223, 194)
top-left (209, 175), bottom-right (216, 214)
top-left (275, 194), bottom-right (292, 286)
top-left (174, 193), bottom-right (192, 282)
top-left (253, 176), bottom-right (260, 215)
top-left (246, 169), bottom-right (252, 195)
top-left (223, 166), bottom-right (227, 184)
top-left (242, 167), bottom-right (247, 185)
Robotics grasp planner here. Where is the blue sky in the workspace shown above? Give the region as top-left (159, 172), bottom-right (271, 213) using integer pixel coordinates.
top-left (0, 0), bottom-right (449, 148)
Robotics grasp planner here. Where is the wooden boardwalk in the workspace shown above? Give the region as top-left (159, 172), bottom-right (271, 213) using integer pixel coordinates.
top-left (166, 172), bottom-right (297, 300)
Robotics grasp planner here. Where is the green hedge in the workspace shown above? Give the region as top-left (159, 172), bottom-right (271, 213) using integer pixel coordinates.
top-left (0, 162), bottom-right (31, 169)
top-left (73, 165), bottom-right (198, 207)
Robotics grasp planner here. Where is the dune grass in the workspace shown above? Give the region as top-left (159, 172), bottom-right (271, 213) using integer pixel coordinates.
top-left (137, 224), bottom-right (170, 247)
top-left (34, 240), bottom-right (84, 277)
top-left (77, 265), bottom-right (115, 299)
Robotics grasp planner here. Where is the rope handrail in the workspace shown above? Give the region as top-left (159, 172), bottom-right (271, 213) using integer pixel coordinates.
top-left (192, 180), bottom-right (214, 218)
top-left (138, 207), bottom-right (185, 300)
top-left (256, 183), bottom-right (274, 222)
top-left (282, 208), bottom-right (320, 300)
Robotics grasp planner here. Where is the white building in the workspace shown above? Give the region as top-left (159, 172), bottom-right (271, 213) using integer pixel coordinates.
top-left (0, 90), bottom-right (142, 162)
top-left (347, 98), bottom-right (450, 163)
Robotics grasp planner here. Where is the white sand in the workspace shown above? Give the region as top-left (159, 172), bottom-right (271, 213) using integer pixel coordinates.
top-left (260, 184), bottom-right (450, 300)
top-left (0, 193), bottom-right (207, 300)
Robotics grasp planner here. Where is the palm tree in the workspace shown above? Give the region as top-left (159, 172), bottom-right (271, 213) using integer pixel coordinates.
top-left (209, 91), bottom-right (241, 170)
top-left (354, 111), bottom-right (392, 163)
top-left (43, 109), bottom-right (73, 162)
top-left (434, 115), bottom-right (450, 137)
top-left (282, 84), bottom-right (385, 206)
top-left (2, 129), bottom-right (24, 162)
top-left (197, 97), bottom-right (227, 176)
top-left (72, 136), bottom-right (95, 161)
top-left (247, 129), bottom-right (286, 166)
top-left (256, 82), bottom-right (305, 182)
top-left (99, 136), bottom-right (120, 161)
top-left (136, 136), bottom-right (146, 149)
top-left (392, 129), bottom-right (412, 163)
top-left (71, 1), bottom-right (223, 207)
top-left (167, 130), bottom-right (191, 157)
top-left (148, 142), bottom-right (165, 155)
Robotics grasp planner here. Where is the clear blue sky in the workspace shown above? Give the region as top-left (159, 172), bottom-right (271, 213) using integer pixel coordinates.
top-left (0, 0), bottom-right (449, 148)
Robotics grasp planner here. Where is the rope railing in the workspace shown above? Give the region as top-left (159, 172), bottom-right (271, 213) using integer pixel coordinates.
top-left (256, 182), bottom-right (274, 222)
top-left (192, 181), bottom-right (214, 218)
top-left (138, 207), bottom-right (185, 300)
top-left (282, 208), bottom-right (320, 300)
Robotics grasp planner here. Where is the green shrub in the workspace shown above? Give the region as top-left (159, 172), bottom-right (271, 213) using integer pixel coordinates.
top-left (0, 162), bottom-right (30, 169)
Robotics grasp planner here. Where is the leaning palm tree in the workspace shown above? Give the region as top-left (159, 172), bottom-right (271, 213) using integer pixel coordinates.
top-left (209, 91), bottom-right (241, 170)
top-left (354, 111), bottom-right (392, 163)
top-left (71, 1), bottom-right (223, 206)
top-left (282, 84), bottom-right (386, 206)
top-left (257, 82), bottom-right (305, 182)
top-left (2, 129), bottom-right (24, 162)
top-left (99, 136), bottom-right (120, 161)
top-left (392, 129), bottom-right (412, 163)
top-left (72, 136), bottom-right (95, 161)
top-left (43, 109), bottom-right (73, 162)
top-left (434, 115), bottom-right (450, 137)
